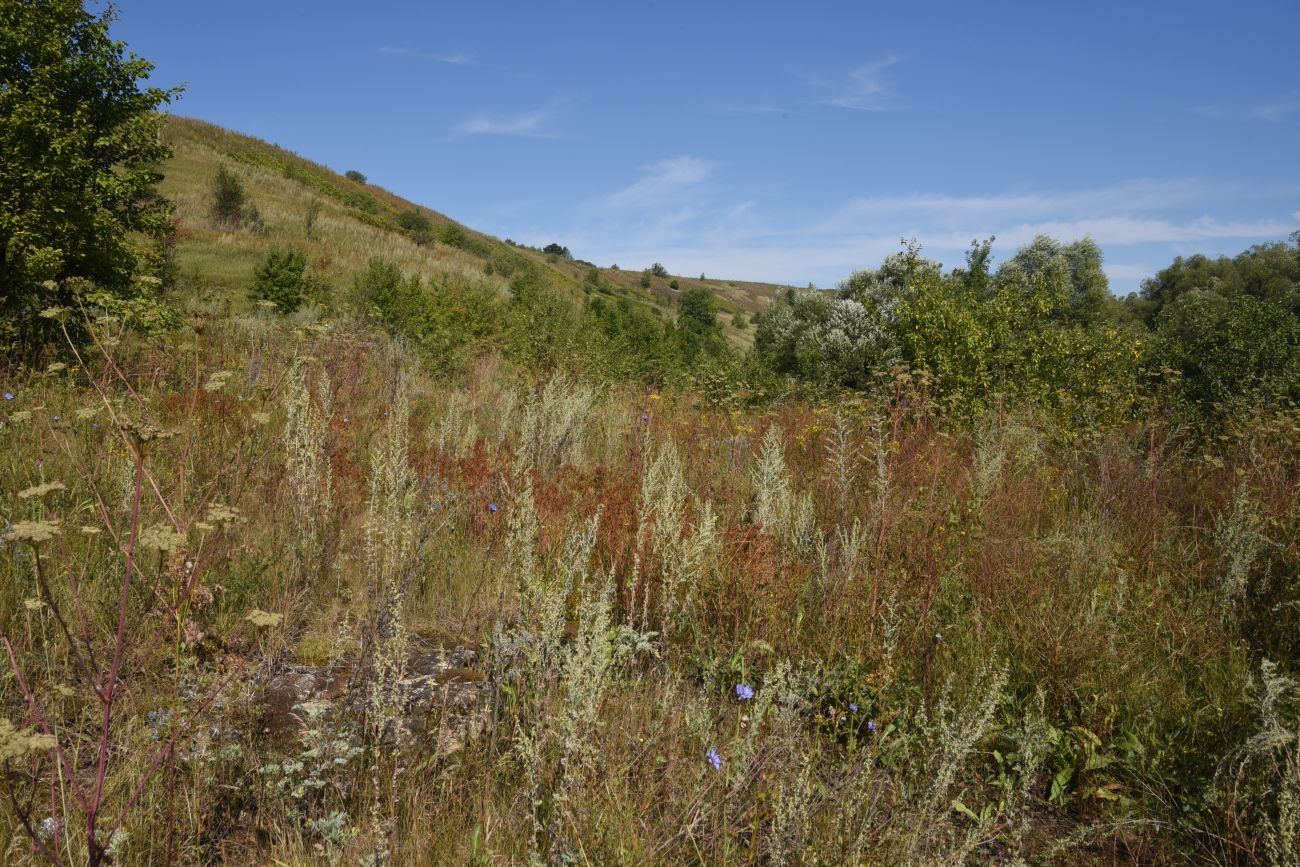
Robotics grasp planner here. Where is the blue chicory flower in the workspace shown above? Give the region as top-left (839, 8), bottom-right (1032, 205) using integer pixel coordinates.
top-left (735, 683), bottom-right (754, 701)
top-left (849, 702), bottom-right (859, 713)
top-left (867, 720), bottom-right (878, 733)
top-left (707, 747), bottom-right (722, 770)
top-left (3, 392), bottom-right (13, 400)
top-left (488, 503), bottom-right (499, 513)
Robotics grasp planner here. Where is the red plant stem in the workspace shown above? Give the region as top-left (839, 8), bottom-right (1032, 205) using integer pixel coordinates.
top-left (87, 448), bottom-right (145, 863)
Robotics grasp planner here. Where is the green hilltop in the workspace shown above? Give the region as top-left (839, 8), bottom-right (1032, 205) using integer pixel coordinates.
top-left (158, 116), bottom-right (791, 346)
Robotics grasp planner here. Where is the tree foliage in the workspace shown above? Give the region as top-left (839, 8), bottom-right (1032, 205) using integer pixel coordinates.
top-left (754, 237), bottom-right (1145, 428)
top-left (1135, 237), bottom-right (1300, 414)
top-left (1, 0), bottom-right (180, 354)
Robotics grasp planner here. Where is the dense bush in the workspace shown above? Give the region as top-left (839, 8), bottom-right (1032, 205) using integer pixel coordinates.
top-left (210, 165), bottom-right (249, 228)
top-left (344, 169), bottom-right (367, 183)
top-left (396, 209), bottom-right (434, 245)
top-left (354, 257), bottom-right (499, 369)
top-left (250, 249), bottom-right (309, 312)
top-left (755, 237), bottom-right (1146, 429)
top-left (1133, 237), bottom-right (1300, 418)
top-left (754, 234), bottom-right (1299, 431)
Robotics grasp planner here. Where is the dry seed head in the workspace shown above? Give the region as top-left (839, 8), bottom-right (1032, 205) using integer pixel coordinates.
top-left (5, 520), bottom-right (61, 544)
top-left (18, 480), bottom-right (65, 499)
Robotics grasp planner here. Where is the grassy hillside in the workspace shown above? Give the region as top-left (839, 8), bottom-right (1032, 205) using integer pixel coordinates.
top-left (158, 117), bottom-right (788, 346)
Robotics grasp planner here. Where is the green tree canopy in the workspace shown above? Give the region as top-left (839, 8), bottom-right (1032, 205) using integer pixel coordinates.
top-left (1, 0), bottom-right (180, 354)
top-left (678, 287), bottom-right (721, 338)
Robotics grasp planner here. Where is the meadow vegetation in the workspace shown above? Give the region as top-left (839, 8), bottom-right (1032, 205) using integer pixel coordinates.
top-left (3, 4), bottom-right (1300, 864)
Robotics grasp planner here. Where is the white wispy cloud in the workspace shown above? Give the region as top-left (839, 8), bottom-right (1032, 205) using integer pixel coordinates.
top-left (718, 102), bottom-right (787, 116)
top-left (451, 103), bottom-right (561, 138)
top-left (531, 176), bottom-right (1292, 291)
top-left (1192, 93), bottom-right (1300, 122)
top-left (1250, 95), bottom-right (1300, 121)
top-left (378, 46), bottom-right (474, 65)
top-left (603, 156), bottom-right (718, 208)
top-left (814, 179), bottom-right (1218, 233)
top-left (808, 56), bottom-right (900, 110)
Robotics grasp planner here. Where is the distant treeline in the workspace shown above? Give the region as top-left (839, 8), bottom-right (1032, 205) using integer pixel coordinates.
top-left (752, 234), bottom-right (1300, 431)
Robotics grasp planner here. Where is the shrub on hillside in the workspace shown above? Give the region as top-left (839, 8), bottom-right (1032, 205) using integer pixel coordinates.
top-left (250, 249), bottom-right (309, 312)
top-left (439, 223), bottom-right (467, 248)
top-left (210, 165), bottom-right (250, 228)
top-left (344, 169), bottom-right (367, 183)
top-left (354, 257), bottom-right (500, 368)
top-left (397, 209), bottom-right (434, 245)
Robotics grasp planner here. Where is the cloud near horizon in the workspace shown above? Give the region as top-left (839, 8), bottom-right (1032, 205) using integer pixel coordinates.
top-left (504, 171), bottom-right (1296, 292)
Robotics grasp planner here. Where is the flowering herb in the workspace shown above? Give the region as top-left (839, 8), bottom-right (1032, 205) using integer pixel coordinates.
top-left (735, 683), bottom-right (754, 701)
top-left (867, 720), bottom-right (878, 733)
top-left (3, 392), bottom-right (13, 401)
top-left (849, 702), bottom-right (859, 713)
top-left (488, 503), bottom-right (499, 513)
top-left (707, 747), bottom-right (722, 770)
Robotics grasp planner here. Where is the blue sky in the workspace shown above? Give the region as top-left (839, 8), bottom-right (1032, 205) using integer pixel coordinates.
top-left (114, 0), bottom-right (1299, 293)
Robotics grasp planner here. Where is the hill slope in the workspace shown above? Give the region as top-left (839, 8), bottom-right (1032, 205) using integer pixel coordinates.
top-left (158, 117), bottom-right (793, 345)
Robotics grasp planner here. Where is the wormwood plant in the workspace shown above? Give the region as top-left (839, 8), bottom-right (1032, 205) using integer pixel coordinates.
top-left (1215, 478), bottom-right (1267, 608)
top-left (513, 372), bottom-right (601, 477)
top-left (630, 438), bottom-right (721, 634)
top-left (284, 358), bottom-right (334, 575)
top-left (1221, 660), bottom-right (1300, 866)
top-left (750, 424), bottom-right (815, 548)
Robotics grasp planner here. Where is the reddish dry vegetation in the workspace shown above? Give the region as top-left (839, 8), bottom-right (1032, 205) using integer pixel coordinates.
top-left (1, 322), bottom-right (1297, 865)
